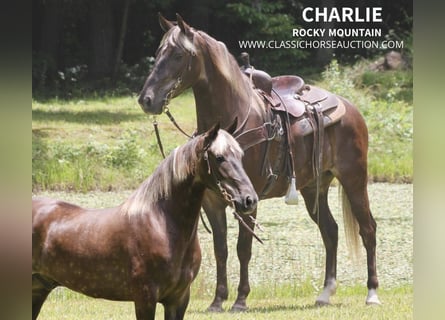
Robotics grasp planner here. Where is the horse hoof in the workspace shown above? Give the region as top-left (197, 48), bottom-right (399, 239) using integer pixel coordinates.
top-left (206, 305), bottom-right (224, 313)
top-left (315, 300), bottom-right (331, 307)
top-left (230, 304), bottom-right (248, 312)
top-left (366, 296), bottom-right (382, 305)
top-left (366, 289), bottom-right (382, 305)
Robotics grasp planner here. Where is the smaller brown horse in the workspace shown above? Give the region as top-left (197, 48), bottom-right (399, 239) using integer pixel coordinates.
top-left (32, 124), bottom-right (257, 320)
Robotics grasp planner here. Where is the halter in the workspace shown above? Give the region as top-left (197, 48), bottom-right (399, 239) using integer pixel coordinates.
top-left (163, 46), bottom-right (196, 114)
top-left (151, 46), bottom-right (196, 158)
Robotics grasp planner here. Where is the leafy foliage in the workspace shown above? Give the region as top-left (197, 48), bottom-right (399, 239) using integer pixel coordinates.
top-left (32, 0), bottom-right (412, 99)
top-left (318, 59), bottom-right (412, 182)
top-left (222, 0), bottom-right (307, 75)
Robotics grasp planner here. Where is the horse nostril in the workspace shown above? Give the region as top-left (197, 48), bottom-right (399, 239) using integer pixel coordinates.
top-left (138, 95), bottom-right (152, 108)
top-left (245, 195), bottom-right (254, 208)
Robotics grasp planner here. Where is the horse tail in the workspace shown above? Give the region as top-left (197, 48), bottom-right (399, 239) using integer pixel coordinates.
top-left (339, 184), bottom-right (361, 261)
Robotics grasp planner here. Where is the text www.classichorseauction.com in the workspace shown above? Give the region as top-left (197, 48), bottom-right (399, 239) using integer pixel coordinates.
top-left (239, 6), bottom-right (404, 50)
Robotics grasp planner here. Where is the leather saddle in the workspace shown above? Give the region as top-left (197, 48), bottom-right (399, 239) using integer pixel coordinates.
top-left (238, 53), bottom-right (346, 199)
top-left (240, 54), bottom-right (345, 136)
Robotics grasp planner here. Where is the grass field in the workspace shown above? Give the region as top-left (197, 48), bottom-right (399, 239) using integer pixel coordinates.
top-left (38, 286), bottom-right (412, 320)
top-left (32, 60), bottom-right (412, 318)
top-left (35, 183), bottom-right (413, 319)
top-left (32, 61), bottom-right (413, 192)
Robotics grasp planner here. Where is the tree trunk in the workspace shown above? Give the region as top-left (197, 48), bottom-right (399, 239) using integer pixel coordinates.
top-left (88, 0), bottom-right (114, 80)
top-left (112, 0), bottom-right (131, 82)
top-left (39, 0), bottom-right (61, 86)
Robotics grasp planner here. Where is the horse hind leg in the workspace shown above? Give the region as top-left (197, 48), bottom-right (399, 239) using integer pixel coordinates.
top-left (338, 175), bottom-right (381, 305)
top-left (32, 274), bottom-right (58, 320)
top-left (300, 173), bottom-right (338, 306)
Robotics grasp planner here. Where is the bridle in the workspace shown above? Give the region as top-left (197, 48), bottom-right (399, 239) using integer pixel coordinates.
top-left (149, 35), bottom-right (264, 243)
top-left (151, 46), bottom-right (196, 158)
top-left (203, 148), bottom-right (264, 244)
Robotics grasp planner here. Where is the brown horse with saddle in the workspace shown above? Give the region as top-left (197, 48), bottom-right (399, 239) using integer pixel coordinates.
top-left (32, 125), bottom-right (257, 320)
top-left (138, 14), bottom-right (381, 310)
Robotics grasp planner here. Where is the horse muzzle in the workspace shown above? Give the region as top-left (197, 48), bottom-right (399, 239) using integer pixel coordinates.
top-left (138, 92), bottom-right (164, 115)
top-left (233, 194), bottom-right (258, 215)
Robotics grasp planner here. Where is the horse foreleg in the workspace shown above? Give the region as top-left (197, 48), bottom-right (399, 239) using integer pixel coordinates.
top-left (32, 274), bottom-right (57, 320)
top-left (202, 194), bottom-right (229, 312)
top-left (134, 300), bottom-right (156, 320)
top-left (163, 289), bottom-right (190, 320)
top-left (231, 208), bottom-right (257, 312)
top-left (301, 180), bottom-right (338, 306)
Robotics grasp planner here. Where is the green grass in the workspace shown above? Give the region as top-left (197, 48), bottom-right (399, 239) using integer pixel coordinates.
top-left (32, 60), bottom-right (413, 191)
top-left (38, 285), bottom-right (412, 320)
top-left (34, 184), bottom-right (413, 319)
top-left (317, 60), bottom-right (412, 183)
top-left (32, 92), bottom-right (197, 191)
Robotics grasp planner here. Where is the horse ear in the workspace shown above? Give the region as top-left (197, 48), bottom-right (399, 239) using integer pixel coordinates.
top-left (203, 123), bottom-right (220, 150)
top-left (176, 13), bottom-right (192, 36)
top-left (158, 13), bottom-right (174, 32)
top-left (225, 117), bottom-right (238, 135)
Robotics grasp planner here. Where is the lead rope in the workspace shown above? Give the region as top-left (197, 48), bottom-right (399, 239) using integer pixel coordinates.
top-left (164, 107), bottom-right (194, 138)
top-left (152, 117), bottom-right (166, 159)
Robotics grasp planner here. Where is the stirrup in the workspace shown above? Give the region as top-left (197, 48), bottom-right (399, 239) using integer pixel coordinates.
top-left (285, 177), bottom-right (299, 205)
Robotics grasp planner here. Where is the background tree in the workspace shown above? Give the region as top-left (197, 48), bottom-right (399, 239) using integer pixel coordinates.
top-left (32, 0), bottom-right (412, 99)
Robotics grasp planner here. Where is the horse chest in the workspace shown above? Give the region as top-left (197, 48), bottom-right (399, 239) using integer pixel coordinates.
top-left (132, 235), bottom-right (201, 300)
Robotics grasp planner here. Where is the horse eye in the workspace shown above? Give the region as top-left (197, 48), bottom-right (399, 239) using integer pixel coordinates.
top-left (215, 155), bottom-right (225, 163)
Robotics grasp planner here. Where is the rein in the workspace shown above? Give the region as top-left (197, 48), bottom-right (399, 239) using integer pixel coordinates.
top-left (153, 118), bottom-right (264, 243)
top-left (151, 108), bottom-right (195, 161)
top-left (151, 40), bottom-right (263, 244)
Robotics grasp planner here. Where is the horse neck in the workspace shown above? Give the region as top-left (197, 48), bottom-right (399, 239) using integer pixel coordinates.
top-left (192, 53), bottom-right (255, 133)
top-left (123, 146), bottom-right (205, 234)
top-left (164, 177), bottom-right (206, 231)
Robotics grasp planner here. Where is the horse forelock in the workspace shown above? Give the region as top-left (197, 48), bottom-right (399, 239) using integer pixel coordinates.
top-left (209, 130), bottom-right (244, 160)
top-left (159, 27), bottom-right (197, 56)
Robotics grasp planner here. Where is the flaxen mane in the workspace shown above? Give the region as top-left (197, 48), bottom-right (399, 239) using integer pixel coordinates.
top-left (120, 137), bottom-right (202, 217)
top-left (120, 130), bottom-right (242, 217)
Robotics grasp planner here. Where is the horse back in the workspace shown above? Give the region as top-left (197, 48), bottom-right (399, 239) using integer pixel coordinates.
top-left (32, 197), bottom-right (80, 235)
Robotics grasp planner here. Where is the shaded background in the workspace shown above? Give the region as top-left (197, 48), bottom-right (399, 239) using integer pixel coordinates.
top-left (32, 0), bottom-right (412, 99)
